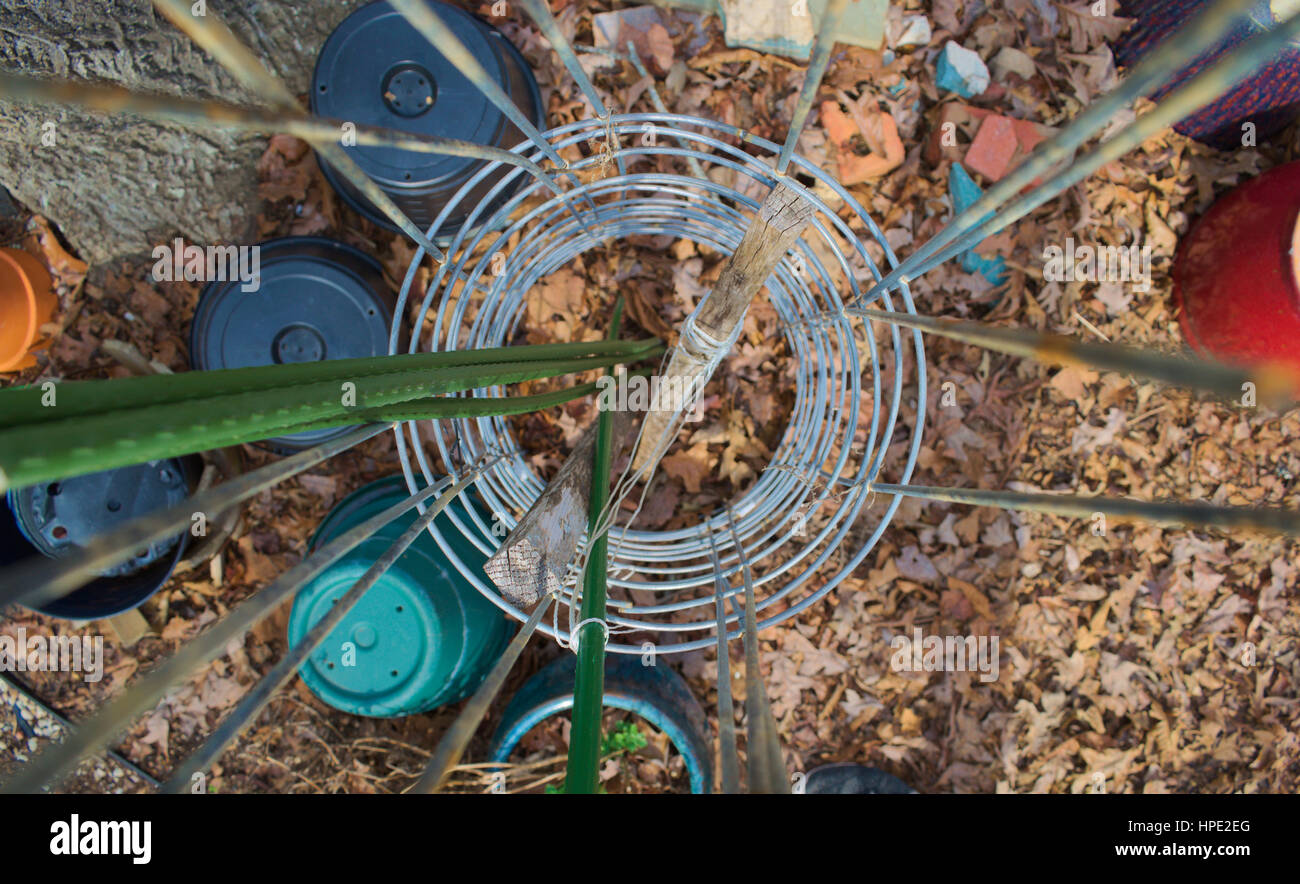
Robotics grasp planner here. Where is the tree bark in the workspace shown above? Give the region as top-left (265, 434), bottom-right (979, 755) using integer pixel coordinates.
top-left (0, 0), bottom-right (365, 265)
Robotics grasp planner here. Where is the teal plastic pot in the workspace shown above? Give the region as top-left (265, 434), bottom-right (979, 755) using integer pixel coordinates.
top-left (288, 475), bottom-right (510, 717)
top-left (489, 655), bottom-right (714, 793)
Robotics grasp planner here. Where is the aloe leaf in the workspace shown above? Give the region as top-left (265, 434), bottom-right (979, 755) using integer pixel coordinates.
top-left (0, 351), bottom-right (655, 491)
top-left (216, 379), bottom-right (607, 448)
top-left (0, 339), bottom-right (661, 428)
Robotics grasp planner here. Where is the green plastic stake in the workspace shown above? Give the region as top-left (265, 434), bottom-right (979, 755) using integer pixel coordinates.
top-left (565, 297), bottom-right (624, 794)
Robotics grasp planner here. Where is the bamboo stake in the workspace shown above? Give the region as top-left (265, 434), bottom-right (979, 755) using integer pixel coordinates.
top-left (776, 0), bottom-right (850, 174)
top-left (873, 484), bottom-right (1300, 537)
top-left (630, 183), bottom-right (814, 470)
top-left (856, 308), bottom-right (1300, 407)
top-left (513, 0), bottom-right (629, 180)
top-left (857, 0), bottom-right (1257, 301)
top-left (859, 1), bottom-right (1300, 302)
top-left (388, 0), bottom-right (566, 171)
top-left (515, 0), bottom-right (609, 120)
top-left (727, 510), bottom-right (787, 793)
top-left (707, 533), bottom-right (741, 794)
top-left (387, 0), bottom-right (608, 238)
top-left (624, 41), bottom-right (707, 181)
top-left (412, 595), bottom-right (554, 794)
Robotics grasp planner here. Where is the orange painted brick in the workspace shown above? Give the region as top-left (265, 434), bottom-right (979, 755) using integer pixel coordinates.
top-left (964, 114), bottom-right (1018, 182)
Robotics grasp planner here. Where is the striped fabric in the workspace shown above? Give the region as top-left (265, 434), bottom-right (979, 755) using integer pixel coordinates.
top-left (1114, 0), bottom-right (1300, 149)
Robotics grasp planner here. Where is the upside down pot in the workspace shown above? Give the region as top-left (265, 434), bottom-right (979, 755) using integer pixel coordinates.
top-left (309, 0), bottom-right (544, 238)
top-left (189, 236), bottom-right (397, 453)
top-left (287, 475), bottom-right (511, 717)
top-left (0, 458), bottom-right (198, 619)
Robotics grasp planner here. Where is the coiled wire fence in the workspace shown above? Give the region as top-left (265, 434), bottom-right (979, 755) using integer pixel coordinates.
top-left (393, 112), bottom-right (923, 653)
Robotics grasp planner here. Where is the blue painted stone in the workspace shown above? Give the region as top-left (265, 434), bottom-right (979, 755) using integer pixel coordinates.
top-left (936, 41), bottom-right (990, 98)
top-left (948, 164), bottom-right (1008, 286)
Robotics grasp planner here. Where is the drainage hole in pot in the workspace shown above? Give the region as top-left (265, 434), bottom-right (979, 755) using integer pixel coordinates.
top-left (106, 499), bottom-right (121, 512)
top-left (395, 605), bottom-right (403, 613)
top-left (51, 525), bottom-right (67, 540)
top-left (326, 662), bottom-right (335, 670)
top-left (403, 172), bottom-right (412, 180)
top-left (319, 84), bottom-right (327, 93)
top-left (390, 670), bottom-right (398, 677)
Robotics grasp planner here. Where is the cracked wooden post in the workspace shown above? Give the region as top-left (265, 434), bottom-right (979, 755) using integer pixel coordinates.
top-left (484, 408), bottom-right (636, 606)
top-left (630, 182), bottom-right (814, 471)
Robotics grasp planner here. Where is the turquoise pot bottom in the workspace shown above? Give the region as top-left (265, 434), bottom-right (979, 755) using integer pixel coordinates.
top-left (288, 475), bottom-right (509, 717)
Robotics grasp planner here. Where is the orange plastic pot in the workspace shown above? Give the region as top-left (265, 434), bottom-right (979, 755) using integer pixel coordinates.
top-left (0, 248), bottom-right (56, 372)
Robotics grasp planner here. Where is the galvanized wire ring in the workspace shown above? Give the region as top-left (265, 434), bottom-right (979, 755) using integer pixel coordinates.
top-left (391, 113), bottom-right (926, 654)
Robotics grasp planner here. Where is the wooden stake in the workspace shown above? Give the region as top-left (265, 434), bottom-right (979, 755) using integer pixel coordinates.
top-left (630, 183), bottom-right (814, 470)
top-left (483, 409), bottom-right (636, 607)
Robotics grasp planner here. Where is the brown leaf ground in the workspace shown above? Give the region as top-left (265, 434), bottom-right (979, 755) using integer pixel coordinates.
top-left (1, 0), bottom-right (1297, 792)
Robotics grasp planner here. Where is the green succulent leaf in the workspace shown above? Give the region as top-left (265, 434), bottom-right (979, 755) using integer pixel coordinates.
top-left (0, 340), bottom-right (662, 492)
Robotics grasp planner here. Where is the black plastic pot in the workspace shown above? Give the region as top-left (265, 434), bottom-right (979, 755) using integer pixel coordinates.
top-left (1, 457), bottom-right (198, 620)
top-left (188, 236), bottom-right (396, 453)
top-left (804, 763), bottom-right (917, 794)
top-left (309, 0), bottom-right (544, 238)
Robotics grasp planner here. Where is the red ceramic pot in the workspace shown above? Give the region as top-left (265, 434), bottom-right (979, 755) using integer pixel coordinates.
top-left (1173, 161), bottom-right (1300, 374)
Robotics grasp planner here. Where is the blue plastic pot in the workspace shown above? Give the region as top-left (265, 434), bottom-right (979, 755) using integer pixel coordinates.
top-left (489, 654), bottom-right (714, 793)
top-left (0, 458), bottom-right (197, 620)
top-left (288, 475), bottom-right (510, 717)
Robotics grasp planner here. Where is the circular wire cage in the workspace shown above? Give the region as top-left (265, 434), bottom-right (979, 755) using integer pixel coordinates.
top-left (391, 113), bottom-right (927, 653)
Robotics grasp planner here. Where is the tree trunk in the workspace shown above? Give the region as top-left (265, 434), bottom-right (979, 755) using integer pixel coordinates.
top-left (0, 0), bottom-right (365, 265)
